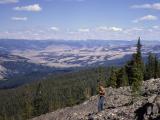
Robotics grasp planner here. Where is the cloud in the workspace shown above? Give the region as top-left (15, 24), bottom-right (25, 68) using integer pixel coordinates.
top-left (131, 3), bottom-right (160, 10)
top-left (0, 0), bottom-right (18, 4)
top-left (131, 4), bottom-right (151, 9)
top-left (152, 26), bottom-right (159, 29)
top-left (11, 17), bottom-right (27, 21)
top-left (96, 26), bottom-right (123, 32)
top-left (133, 15), bottom-right (158, 23)
top-left (50, 27), bottom-right (59, 31)
top-left (1, 26), bottom-right (160, 40)
top-left (14, 4), bottom-right (42, 12)
top-left (78, 28), bottom-right (90, 32)
top-left (109, 27), bottom-right (123, 32)
top-left (97, 26), bottom-right (108, 31)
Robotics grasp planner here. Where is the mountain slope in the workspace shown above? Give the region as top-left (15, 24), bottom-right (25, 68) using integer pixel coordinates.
top-left (31, 78), bottom-right (160, 120)
top-left (0, 51), bottom-right (73, 88)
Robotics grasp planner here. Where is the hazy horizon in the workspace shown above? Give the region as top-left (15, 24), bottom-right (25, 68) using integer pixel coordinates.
top-left (0, 38), bottom-right (160, 42)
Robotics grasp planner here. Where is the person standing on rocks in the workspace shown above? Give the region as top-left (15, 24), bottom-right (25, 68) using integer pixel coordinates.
top-left (98, 81), bottom-right (105, 112)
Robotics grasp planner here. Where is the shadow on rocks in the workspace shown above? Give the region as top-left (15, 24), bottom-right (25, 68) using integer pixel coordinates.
top-left (135, 103), bottom-right (153, 120)
top-left (88, 113), bottom-right (94, 120)
top-left (152, 115), bottom-right (160, 120)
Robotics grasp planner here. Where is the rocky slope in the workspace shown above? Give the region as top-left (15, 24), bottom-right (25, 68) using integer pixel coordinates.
top-left (31, 79), bottom-right (160, 120)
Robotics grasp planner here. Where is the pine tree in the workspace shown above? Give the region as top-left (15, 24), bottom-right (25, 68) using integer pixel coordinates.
top-left (136, 37), bottom-right (144, 75)
top-left (116, 67), bottom-right (128, 87)
top-left (154, 55), bottom-right (159, 79)
top-left (107, 67), bottom-right (117, 88)
top-left (145, 53), bottom-right (155, 80)
top-left (145, 53), bottom-right (159, 80)
top-left (136, 37), bottom-right (142, 63)
top-left (131, 62), bottom-right (143, 95)
top-left (97, 66), bottom-right (105, 84)
top-left (84, 87), bottom-right (91, 99)
top-left (158, 61), bottom-right (160, 78)
top-left (126, 38), bottom-right (143, 94)
top-left (33, 83), bottom-right (44, 116)
top-left (125, 54), bottom-right (137, 85)
top-left (22, 85), bottom-right (33, 119)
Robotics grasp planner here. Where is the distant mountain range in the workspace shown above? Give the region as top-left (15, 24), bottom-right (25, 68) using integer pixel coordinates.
top-left (0, 39), bottom-right (160, 88)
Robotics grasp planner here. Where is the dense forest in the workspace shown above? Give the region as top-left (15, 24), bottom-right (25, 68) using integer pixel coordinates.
top-left (0, 67), bottom-right (111, 120)
top-left (0, 38), bottom-right (160, 120)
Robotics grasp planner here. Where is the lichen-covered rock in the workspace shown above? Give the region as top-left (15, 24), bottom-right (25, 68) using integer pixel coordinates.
top-left (31, 78), bottom-right (160, 120)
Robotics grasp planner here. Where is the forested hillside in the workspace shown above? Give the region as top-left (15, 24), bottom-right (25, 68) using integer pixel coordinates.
top-left (0, 67), bottom-right (111, 120)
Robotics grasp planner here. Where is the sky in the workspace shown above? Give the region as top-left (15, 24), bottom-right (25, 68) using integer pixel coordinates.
top-left (0, 0), bottom-right (160, 40)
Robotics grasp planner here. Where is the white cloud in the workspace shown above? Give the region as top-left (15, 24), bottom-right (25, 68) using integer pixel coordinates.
top-left (1, 26), bottom-right (160, 40)
top-left (0, 0), bottom-right (18, 4)
top-left (14, 4), bottom-right (42, 12)
top-left (109, 27), bottom-right (123, 32)
top-left (11, 17), bottom-right (27, 21)
top-left (131, 27), bottom-right (143, 31)
top-left (131, 4), bottom-right (151, 9)
top-left (97, 26), bottom-right (108, 31)
top-left (96, 26), bottom-right (123, 32)
top-left (50, 27), bottom-right (59, 31)
top-left (152, 26), bottom-right (159, 29)
top-left (124, 27), bottom-right (144, 34)
top-left (133, 15), bottom-right (158, 23)
top-left (153, 3), bottom-right (160, 10)
top-left (131, 3), bottom-right (160, 10)
top-left (78, 28), bottom-right (90, 32)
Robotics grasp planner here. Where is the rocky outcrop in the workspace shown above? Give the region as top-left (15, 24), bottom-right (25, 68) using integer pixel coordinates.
top-left (31, 78), bottom-right (160, 120)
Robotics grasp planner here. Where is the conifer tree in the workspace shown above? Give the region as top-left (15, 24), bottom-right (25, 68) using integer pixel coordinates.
top-left (97, 66), bottom-right (105, 84)
top-left (126, 54), bottom-right (137, 85)
top-left (126, 38), bottom-right (143, 94)
top-left (136, 37), bottom-right (142, 63)
top-left (145, 53), bottom-right (155, 80)
top-left (136, 37), bottom-right (144, 74)
top-left (131, 38), bottom-right (143, 94)
top-left (116, 67), bottom-right (128, 87)
top-left (131, 62), bottom-right (143, 95)
top-left (154, 55), bottom-right (159, 79)
top-left (126, 61), bottom-right (133, 85)
top-left (33, 83), bottom-right (44, 116)
top-left (107, 67), bottom-right (117, 88)
top-left (22, 85), bottom-right (33, 119)
top-left (158, 61), bottom-right (160, 78)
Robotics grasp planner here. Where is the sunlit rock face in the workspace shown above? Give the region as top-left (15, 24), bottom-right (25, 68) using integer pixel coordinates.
top-left (32, 78), bottom-right (160, 120)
